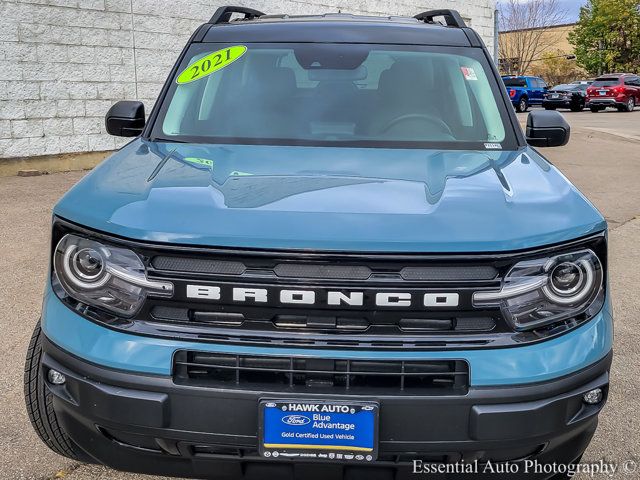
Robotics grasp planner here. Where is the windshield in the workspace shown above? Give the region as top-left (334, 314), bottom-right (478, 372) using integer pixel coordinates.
top-left (592, 78), bottom-right (620, 87)
top-left (152, 43), bottom-right (515, 150)
top-left (552, 84), bottom-right (579, 91)
top-left (502, 77), bottom-right (527, 87)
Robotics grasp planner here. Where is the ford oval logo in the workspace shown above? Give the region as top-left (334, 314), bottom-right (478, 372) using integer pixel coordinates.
top-left (282, 415), bottom-right (311, 426)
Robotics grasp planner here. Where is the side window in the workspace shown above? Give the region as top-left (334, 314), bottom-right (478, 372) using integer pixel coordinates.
top-left (538, 79), bottom-right (547, 89)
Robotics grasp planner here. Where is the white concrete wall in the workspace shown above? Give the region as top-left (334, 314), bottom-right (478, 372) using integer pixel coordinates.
top-left (0, 0), bottom-right (497, 159)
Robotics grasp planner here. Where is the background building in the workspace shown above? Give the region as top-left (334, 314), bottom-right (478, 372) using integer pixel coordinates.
top-left (0, 0), bottom-right (497, 169)
top-left (499, 23), bottom-right (585, 84)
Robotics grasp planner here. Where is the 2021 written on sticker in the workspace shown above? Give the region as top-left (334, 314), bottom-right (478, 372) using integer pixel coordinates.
top-left (177, 45), bottom-right (247, 84)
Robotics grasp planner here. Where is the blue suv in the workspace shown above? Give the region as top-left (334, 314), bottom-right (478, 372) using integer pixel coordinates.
top-left (25, 7), bottom-right (611, 480)
top-left (503, 75), bottom-right (549, 112)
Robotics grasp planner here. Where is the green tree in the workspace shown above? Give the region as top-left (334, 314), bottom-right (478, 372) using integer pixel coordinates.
top-left (530, 51), bottom-right (584, 85)
top-left (569, 0), bottom-right (640, 75)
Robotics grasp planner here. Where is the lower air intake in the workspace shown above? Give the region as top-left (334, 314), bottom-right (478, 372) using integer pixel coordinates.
top-left (173, 351), bottom-right (469, 395)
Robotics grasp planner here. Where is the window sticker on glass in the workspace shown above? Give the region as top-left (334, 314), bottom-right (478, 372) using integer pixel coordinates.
top-left (183, 157), bottom-right (214, 167)
top-left (177, 46), bottom-right (247, 84)
top-left (461, 66), bottom-right (478, 81)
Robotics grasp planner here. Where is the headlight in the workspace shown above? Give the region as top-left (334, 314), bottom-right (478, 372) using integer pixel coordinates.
top-left (53, 234), bottom-right (173, 317)
top-left (473, 249), bottom-right (603, 331)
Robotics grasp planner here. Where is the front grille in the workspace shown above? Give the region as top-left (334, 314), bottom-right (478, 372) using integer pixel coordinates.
top-left (140, 249), bottom-right (509, 348)
top-left (173, 351), bottom-right (469, 395)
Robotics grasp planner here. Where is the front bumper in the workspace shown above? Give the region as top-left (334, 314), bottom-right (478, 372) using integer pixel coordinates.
top-left (43, 336), bottom-right (611, 479)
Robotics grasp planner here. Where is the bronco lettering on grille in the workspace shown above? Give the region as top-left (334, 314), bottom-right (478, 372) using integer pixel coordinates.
top-left (185, 285), bottom-right (459, 308)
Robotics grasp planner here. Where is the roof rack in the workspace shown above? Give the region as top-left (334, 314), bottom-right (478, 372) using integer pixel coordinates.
top-left (414, 9), bottom-right (467, 28)
top-left (209, 6), bottom-right (265, 25)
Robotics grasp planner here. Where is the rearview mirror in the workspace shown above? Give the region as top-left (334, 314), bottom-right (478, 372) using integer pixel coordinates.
top-left (526, 110), bottom-right (570, 147)
top-left (105, 101), bottom-right (145, 137)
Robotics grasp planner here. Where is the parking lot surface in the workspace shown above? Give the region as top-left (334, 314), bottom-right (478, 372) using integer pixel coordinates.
top-left (0, 109), bottom-right (639, 479)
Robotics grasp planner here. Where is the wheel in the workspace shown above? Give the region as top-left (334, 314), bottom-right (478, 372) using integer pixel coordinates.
top-left (516, 97), bottom-right (528, 113)
top-left (24, 321), bottom-right (84, 460)
top-left (570, 101), bottom-right (585, 112)
top-left (624, 97), bottom-right (635, 112)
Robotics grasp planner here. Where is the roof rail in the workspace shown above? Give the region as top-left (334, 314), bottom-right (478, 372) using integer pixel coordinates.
top-left (414, 9), bottom-right (467, 28)
top-left (209, 6), bottom-right (265, 25)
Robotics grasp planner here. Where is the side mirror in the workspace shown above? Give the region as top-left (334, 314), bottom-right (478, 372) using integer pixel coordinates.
top-left (105, 101), bottom-right (145, 137)
top-left (526, 110), bottom-right (570, 147)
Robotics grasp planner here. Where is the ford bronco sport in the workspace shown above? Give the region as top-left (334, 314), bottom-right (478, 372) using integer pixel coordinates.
top-left (25, 6), bottom-right (612, 480)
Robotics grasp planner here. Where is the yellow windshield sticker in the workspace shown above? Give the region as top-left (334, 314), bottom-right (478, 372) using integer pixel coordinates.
top-left (177, 45), bottom-right (247, 84)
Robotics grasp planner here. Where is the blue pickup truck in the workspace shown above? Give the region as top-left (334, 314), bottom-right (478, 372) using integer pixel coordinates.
top-left (25, 7), bottom-right (611, 480)
top-left (503, 75), bottom-right (549, 112)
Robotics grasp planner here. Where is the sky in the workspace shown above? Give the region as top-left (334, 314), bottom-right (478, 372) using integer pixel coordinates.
top-left (501, 0), bottom-right (587, 23)
top-left (557, 0), bottom-right (587, 22)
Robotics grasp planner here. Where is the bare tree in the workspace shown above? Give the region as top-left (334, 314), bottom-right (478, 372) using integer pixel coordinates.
top-left (499, 0), bottom-right (568, 75)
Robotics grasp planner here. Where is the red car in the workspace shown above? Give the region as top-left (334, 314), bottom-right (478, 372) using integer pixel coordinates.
top-left (587, 74), bottom-right (640, 112)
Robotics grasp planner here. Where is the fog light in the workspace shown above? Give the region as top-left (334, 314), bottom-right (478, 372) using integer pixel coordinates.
top-left (583, 388), bottom-right (603, 405)
top-left (47, 369), bottom-right (66, 385)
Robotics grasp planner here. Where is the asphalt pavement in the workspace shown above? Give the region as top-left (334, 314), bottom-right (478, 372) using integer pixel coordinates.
top-left (0, 108), bottom-right (639, 479)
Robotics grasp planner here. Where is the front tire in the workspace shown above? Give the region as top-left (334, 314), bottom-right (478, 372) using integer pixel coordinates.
top-left (24, 321), bottom-right (84, 460)
top-left (516, 97), bottom-right (528, 113)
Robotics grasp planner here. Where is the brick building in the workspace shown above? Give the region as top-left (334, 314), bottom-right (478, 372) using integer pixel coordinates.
top-left (0, 0), bottom-right (497, 165)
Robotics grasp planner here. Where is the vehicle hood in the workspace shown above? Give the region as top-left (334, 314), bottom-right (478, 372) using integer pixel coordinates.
top-left (54, 139), bottom-right (606, 252)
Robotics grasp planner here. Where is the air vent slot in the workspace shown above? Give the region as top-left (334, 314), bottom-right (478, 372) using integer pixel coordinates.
top-left (274, 315), bottom-right (369, 331)
top-left (152, 256), bottom-right (246, 275)
top-left (400, 266), bottom-right (498, 281)
top-left (274, 263), bottom-right (372, 280)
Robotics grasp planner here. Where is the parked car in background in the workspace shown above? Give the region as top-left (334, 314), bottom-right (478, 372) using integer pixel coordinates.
top-left (543, 83), bottom-right (588, 112)
top-left (502, 75), bottom-right (548, 112)
top-left (587, 74), bottom-right (640, 112)
top-left (571, 80), bottom-right (593, 86)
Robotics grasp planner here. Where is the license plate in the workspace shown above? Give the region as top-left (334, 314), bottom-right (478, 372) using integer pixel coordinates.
top-left (599, 90), bottom-right (607, 96)
top-left (551, 94), bottom-right (559, 99)
top-left (260, 400), bottom-right (378, 462)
